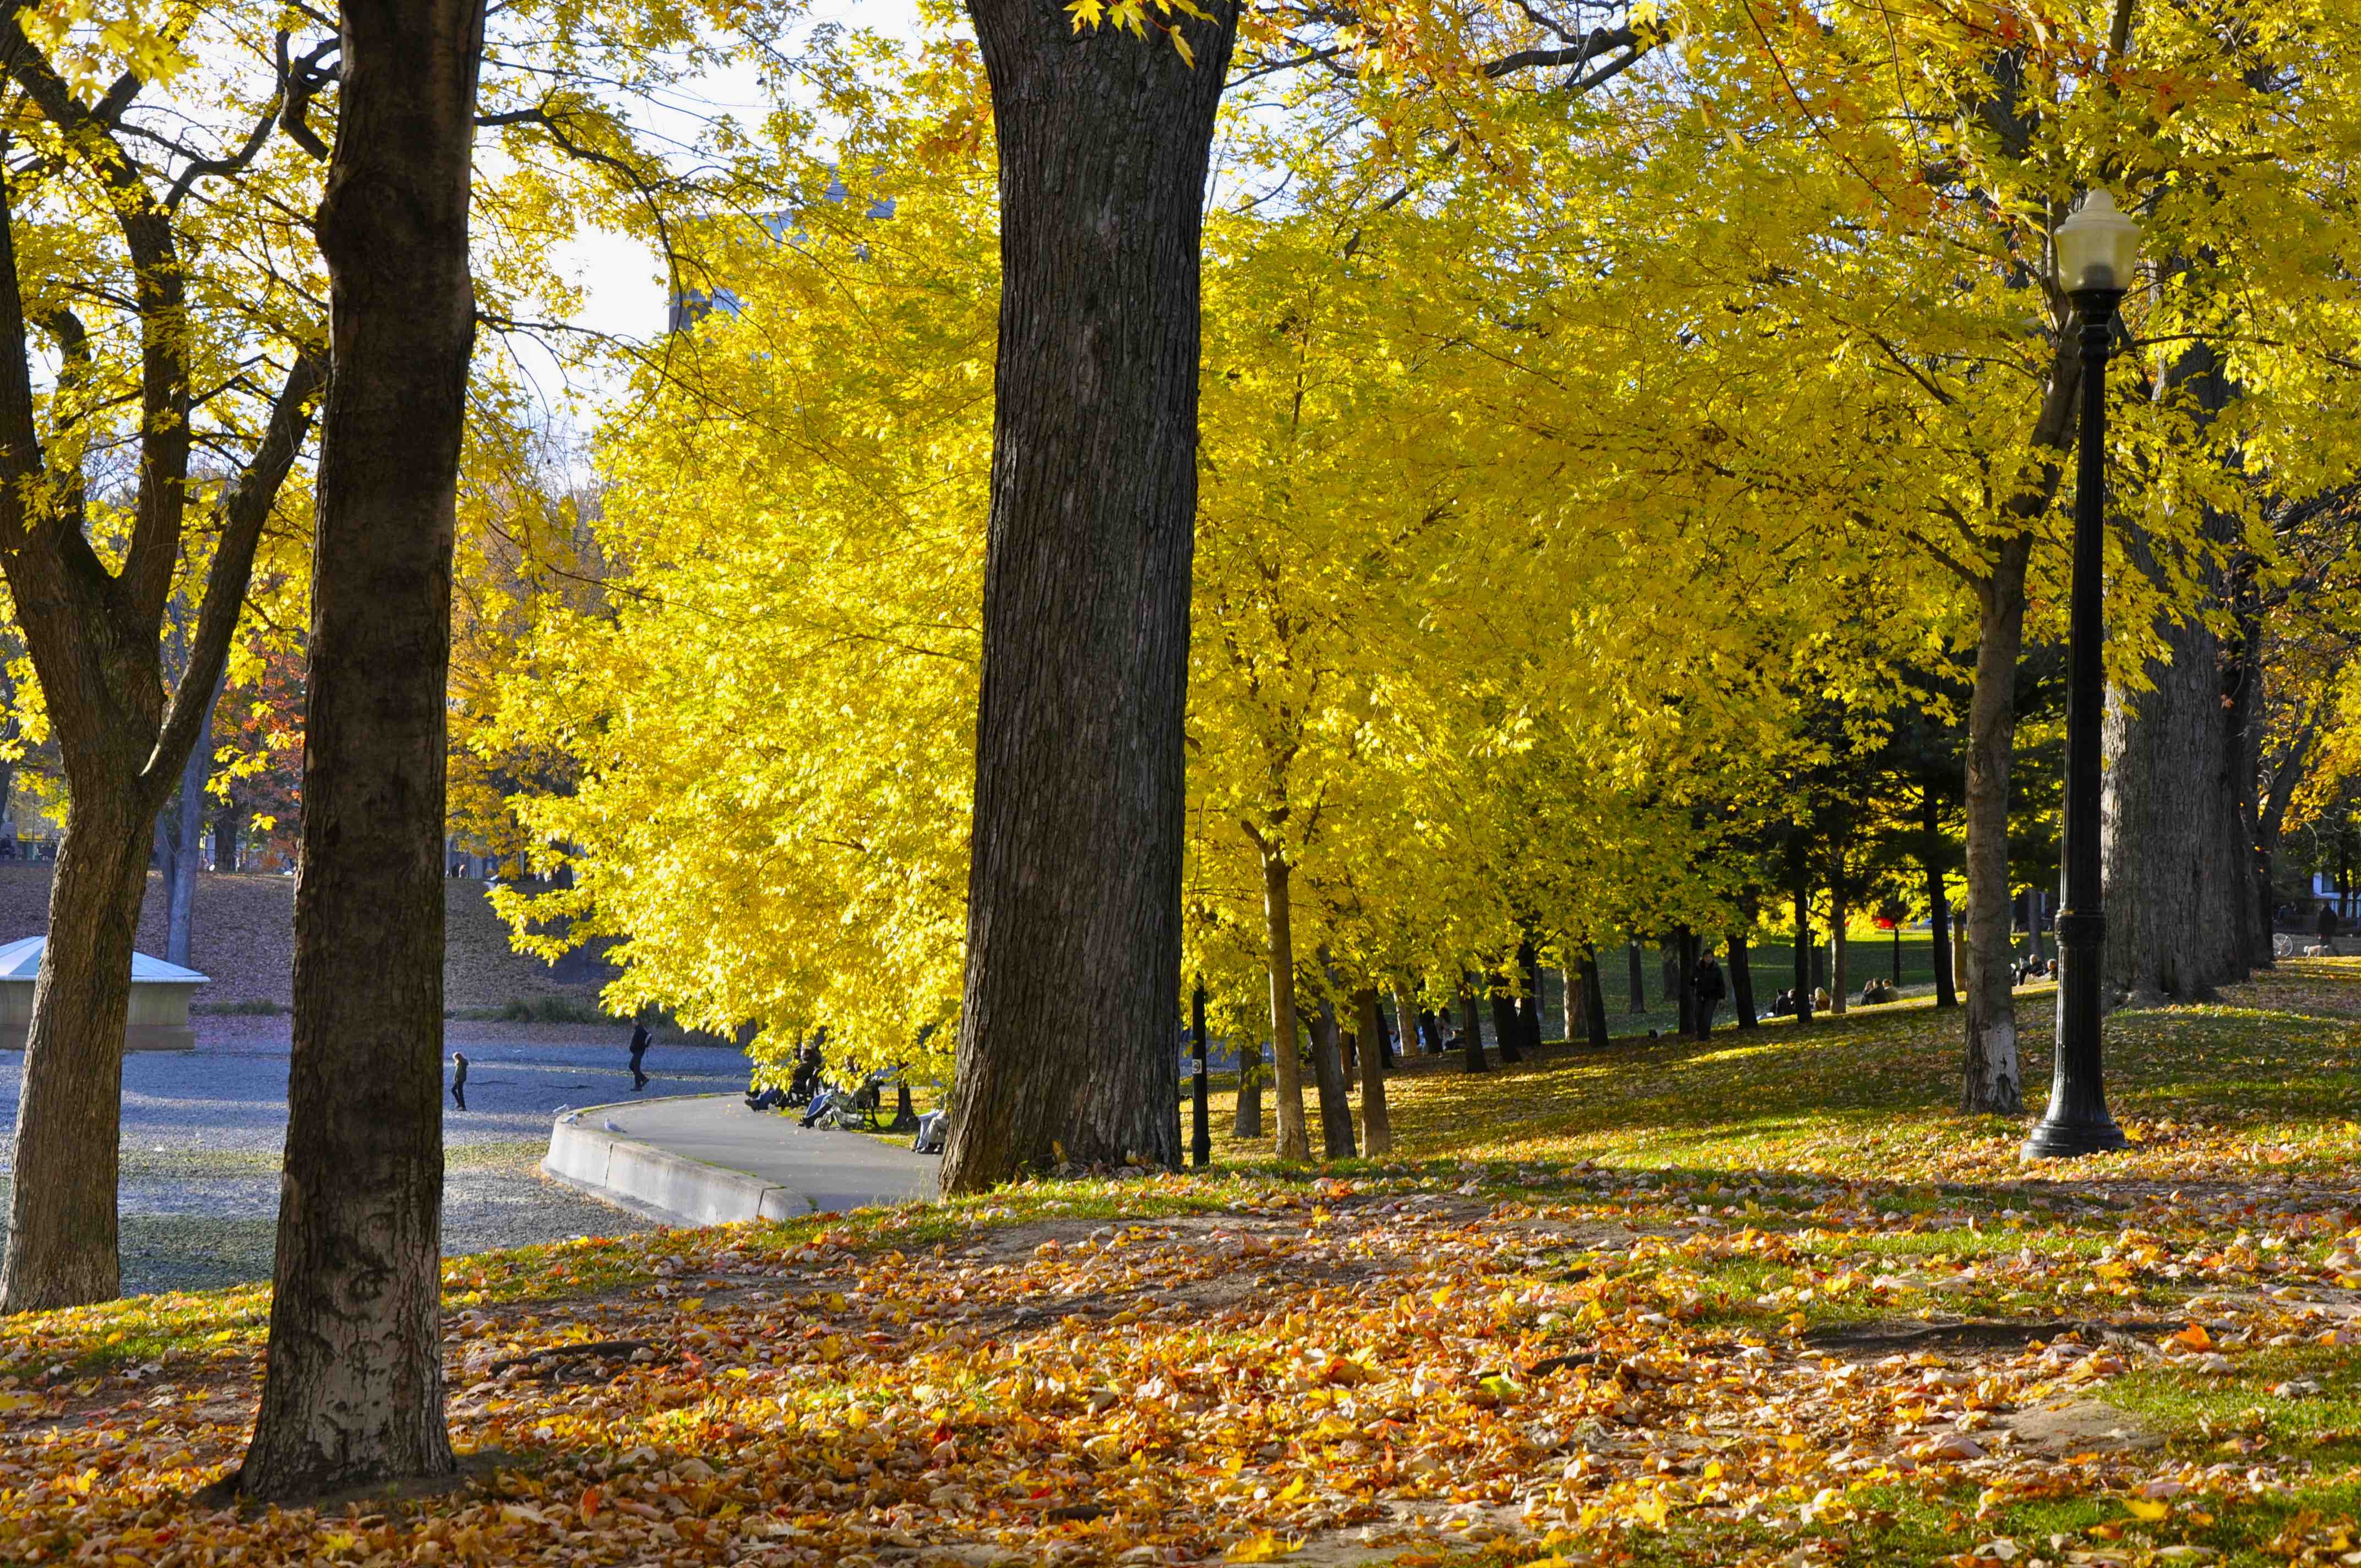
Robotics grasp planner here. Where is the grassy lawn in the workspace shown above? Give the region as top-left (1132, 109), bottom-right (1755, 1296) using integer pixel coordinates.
top-left (2, 959), bottom-right (2357, 1567)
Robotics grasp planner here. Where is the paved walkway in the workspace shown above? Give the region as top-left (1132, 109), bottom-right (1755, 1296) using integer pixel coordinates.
top-left (551, 1094), bottom-right (939, 1220)
top-left (0, 1025), bottom-right (752, 1294)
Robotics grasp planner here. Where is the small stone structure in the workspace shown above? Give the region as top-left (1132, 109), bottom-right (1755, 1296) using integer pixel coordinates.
top-left (0, 935), bottom-right (206, 1052)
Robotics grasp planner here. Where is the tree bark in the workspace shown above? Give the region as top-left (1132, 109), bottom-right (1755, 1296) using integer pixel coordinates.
top-left (1671, 929), bottom-right (1695, 1035)
top-left (1459, 981), bottom-right (1487, 1072)
top-left (1829, 884), bottom-right (1848, 1016)
top-left (1728, 932), bottom-right (1757, 1029)
top-left (942, 0), bottom-right (1237, 1191)
top-left (1791, 847), bottom-right (1814, 1026)
top-left (1923, 786), bottom-right (1958, 1008)
top-left (2099, 529), bottom-right (2254, 1002)
top-left (1254, 851), bottom-right (1312, 1159)
top-left (0, 790), bottom-right (149, 1310)
top-left (1961, 534), bottom-right (2031, 1113)
top-left (1626, 941), bottom-right (1644, 1014)
top-left (1489, 973), bottom-right (1524, 1064)
top-left (1517, 938), bottom-right (1544, 1052)
top-left (1233, 1044), bottom-right (1264, 1139)
top-left (1580, 944), bottom-right (1610, 1047)
top-left (241, 0), bottom-right (484, 1499)
top-left (1309, 989), bottom-right (1355, 1159)
top-left (162, 683), bottom-right (216, 966)
top-left (1353, 988), bottom-right (1392, 1156)
top-left (214, 805), bottom-right (246, 873)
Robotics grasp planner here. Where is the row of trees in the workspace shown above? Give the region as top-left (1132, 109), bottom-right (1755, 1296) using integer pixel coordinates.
top-left (10, 0), bottom-right (2361, 1502)
top-left (486, 0), bottom-right (2361, 1166)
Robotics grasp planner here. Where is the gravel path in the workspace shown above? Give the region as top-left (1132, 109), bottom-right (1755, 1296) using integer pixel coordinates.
top-left (0, 1020), bottom-right (752, 1295)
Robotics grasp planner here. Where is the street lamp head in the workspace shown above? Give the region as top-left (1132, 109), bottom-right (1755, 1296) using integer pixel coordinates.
top-left (2055, 188), bottom-right (2141, 295)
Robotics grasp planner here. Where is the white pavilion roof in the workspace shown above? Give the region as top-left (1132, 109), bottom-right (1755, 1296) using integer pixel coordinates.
top-left (0, 935), bottom-right (209, 984)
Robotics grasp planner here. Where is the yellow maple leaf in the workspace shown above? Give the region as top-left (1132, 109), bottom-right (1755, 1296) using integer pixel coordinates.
top-left (1227, 1532), bottom-right (1301, 1562)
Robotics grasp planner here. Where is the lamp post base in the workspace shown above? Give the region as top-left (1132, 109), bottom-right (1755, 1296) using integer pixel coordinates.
top-left (2020, 1114), bottom-right (2128, 1161)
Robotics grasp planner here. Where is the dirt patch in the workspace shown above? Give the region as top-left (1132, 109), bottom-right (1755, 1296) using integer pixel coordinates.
top-left (1803, 1317), bottom-right (2190, 1359)
top-left (1998, 1399), bottom-right (2162, 1457)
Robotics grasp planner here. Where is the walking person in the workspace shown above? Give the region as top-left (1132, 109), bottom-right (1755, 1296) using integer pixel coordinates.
top-left (1692, 949), bottom-right (1727, 1039)
top-left (449, 1051), bottom-right (468, 1111)
top-left (628, 1020), bottom-right (652, 1091)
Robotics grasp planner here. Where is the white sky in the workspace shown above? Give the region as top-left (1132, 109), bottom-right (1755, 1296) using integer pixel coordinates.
top-left (548, 1), bottom-right (928, 350)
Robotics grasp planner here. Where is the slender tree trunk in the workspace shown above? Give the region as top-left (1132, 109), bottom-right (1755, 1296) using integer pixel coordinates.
top-left (1233, 1044), bottom-right (1264, 1139)
top-left (0, 790), bottom-right (150, 1310)
top-left (1308, 989), bottom-right (1355, 1159)
top-left (164, 690), bottom-right (214, 966)
top-left (213, 805), bottom-right (246, 873)
top-left (1580, 944), bottom-right (1610, 1048)
top-left (241, 0), bottom-right (485, 1498)
top-left (1255, 852), bottom-right (1310, 1161)
top-left (1923, 787), bottom-right (1957, 1008)
top-left (942, 0), bottom-right (1238, 1191)
top-left (1729, 932), bottom-right (1757, 1030)
top-left (1489, 973), bottom-right (1524, 1064)
top-left (1393, 983), bottom-right (1429, 1056)
top-left (1961, 535), bottom-right (2031, 1114)
top-left (1559, 963), bottom-right (1579, 1043)
top-left (1671, 928), bottom-right (1695, 1035)
top-left (1415, 1000), bottom-right (1441, 1054)
top-left (1353, 988), bottom-right (1392, 1155)
top-left (1829, 885), bottom-right (1848, 1016)
top-left (1459, 981), bottom-right (1487, 1072)
top-left (1626, 941), bottom-right (1644, 1014)
top-left (1517, 938), bottom-right (1544, 1053)
top-left (1792, 847), bottom-right (1814, 1026)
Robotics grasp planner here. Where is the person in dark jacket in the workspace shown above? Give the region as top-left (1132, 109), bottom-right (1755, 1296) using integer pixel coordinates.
top-left (450, 1051), bottom-right (468, 1111)
top-left (2321, 902), bottom-right (2343, 944)
top-left (628, 1021), bottom-right (652, 1090)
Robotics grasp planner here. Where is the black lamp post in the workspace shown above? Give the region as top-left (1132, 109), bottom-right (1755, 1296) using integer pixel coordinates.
top-left (1190, 979), bottom-right (1211, 1168)
top-left (2023, 189), bottom-right (2140, 1161)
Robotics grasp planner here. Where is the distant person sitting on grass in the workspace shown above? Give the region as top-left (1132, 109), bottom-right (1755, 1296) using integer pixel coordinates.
top-left (628, 1020), bottom-right (652, 1091)
top-left (449, 1051), bottom-right (467, 1111)
top-left (1860, 977), bottom-right (1895, 1006)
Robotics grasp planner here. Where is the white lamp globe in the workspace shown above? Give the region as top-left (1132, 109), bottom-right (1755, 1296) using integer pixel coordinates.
top-left (2055, 188), bottom-right (2141, 293)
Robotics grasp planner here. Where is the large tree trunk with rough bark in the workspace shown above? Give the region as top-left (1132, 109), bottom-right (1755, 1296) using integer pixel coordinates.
top-left (1233, 1044), bottom-right (1263, 1139)
top-left (240, 0), bottom-right (483, 1500)
top-left (2100, 528), bottom-right (2255, 1003)
top-left (1353, 988), bottom-right (1392, 1156)
top-left (1255, 852), bottom-right (1310, 1160)
top-left (1961, 535), bottom-right (2031, 1113)
top-left (942, 0), bottom-right (1236, 1191)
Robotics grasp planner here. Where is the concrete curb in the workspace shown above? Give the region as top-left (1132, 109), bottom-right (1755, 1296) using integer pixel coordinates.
top-left (541, 1096), bottom-right (813, 1227)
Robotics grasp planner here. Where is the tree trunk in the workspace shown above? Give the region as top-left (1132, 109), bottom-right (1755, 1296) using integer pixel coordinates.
top-left (1254, 852), bottom-right (1312, 1160)
top-left (1489, 974), bottom-right (1524, 1064)
top-left (1829, 885), bottom-right (1848, 1016)
top-left (1233, 1044), bottom-right (1264, 1139)
top-left (1415, 1000), bottom-right (1441, 1054)
top-left (0, 790), bottom-right (150, 1310)
top-left (1353, 988), bottom-right (1392, 1155)
top-left (1923, 786), bottom-right (1957, 1009)
top-left (1792, 848), bottom-right (1814, 1026)
top-left (1309, 990), bottom-right (1355, 1159)
top-left (164, 690), bottom-right (214, 967)
top-left (1961, 535), bottom-right (2031, 1114)
top-left (1670, 929), bottom-right (1694, 1035)
top-left (1580, 944), bottom-right (1610, 1047)
top-left (1626, 941), bottom-right (1644, 1013)
top-left (241, 0), bottom-right (485, 1498)
top-left (213, 803), bottom-right (246, 873)
top-left (1459, 981), bottom-right (1487, 1072)
top-left (942, 1), bottom-right (1237, 1191)
top-left (1729, 932), bottom-right (1757, 1030)
top-left (2099, 529), bottom-right (2253, 1002)
top-left (1393, 983), bottom-right (1429, 1055)
top-left (1517, 939), bottom-right (1544, 1052)
top-left (1560, 963), bottom-right (1579, 1043)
